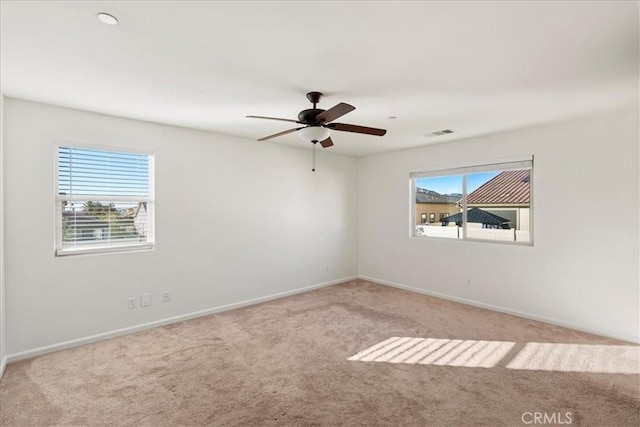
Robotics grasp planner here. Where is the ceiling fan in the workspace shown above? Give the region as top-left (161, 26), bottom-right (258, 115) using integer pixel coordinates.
top-left (247, 91), bottom-right (387, 149)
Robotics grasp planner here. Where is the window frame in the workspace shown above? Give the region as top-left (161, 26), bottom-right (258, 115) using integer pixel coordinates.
top-left (410, 158), bottom-right (533, 246)
top-left (54, 141), bottom-right (155, 256)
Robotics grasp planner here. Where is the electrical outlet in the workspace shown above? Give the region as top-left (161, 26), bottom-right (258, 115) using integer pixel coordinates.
top-left (127, 297), bottom-right (137, 309)
top-left (325, 264), bottom-right (329, 272)
top-left (161, 292), bottom-right (170, 303)
top-left (141, 293), bottom-right (151, 307)
top-left (466, 278), bottom-right (472, 287)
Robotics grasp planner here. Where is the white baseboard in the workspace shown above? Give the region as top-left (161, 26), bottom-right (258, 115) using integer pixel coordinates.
top-left (359, 275), bottom-right (640, 345)
top-left (6, 276), bottom-right (358, 364)
top-left (0, 356), bottom-right (6, 380)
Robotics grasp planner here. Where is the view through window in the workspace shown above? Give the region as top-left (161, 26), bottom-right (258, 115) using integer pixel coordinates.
top-left (412, 160), bottom-right (532, 244)
top-left (56, 145), bottom-right (154, 255)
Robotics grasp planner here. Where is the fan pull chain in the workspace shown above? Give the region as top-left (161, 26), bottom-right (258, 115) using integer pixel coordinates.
top-left (312, 141), bottom-right (317, 172)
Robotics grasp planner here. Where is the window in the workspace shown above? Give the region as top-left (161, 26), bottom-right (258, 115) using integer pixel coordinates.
top-left (56, 145), bottom-right (154, 255)
top-left (411, 159), bottom-right (532, 244)
top-left (420, 213), bottom-right (427, 224)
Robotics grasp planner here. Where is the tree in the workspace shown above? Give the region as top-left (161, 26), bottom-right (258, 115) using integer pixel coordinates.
top-left (81, 201), bottom-right (140, 240)
top-left (82, 201), bottom-right (117, 219)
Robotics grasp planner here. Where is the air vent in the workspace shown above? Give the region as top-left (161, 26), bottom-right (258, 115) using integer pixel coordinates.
top-left (425, 129), bottom-right (454, 138)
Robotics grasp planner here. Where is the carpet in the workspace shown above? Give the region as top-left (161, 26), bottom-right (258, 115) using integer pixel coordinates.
top-left (506, 342), bottom-right (640, 374)
top-left (348, 337), bottom-right (516, 367)
top-left (1, 280), bottom-right (638, 426)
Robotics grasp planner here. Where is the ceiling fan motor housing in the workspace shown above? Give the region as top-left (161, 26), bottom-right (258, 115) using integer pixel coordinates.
top-left (298, 108), bottom-right (325, 124)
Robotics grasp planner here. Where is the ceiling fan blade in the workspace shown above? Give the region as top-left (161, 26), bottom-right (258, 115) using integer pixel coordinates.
top-left (320, 137), bottom-right (334, 148)
top-left (247, 115), bottom-right (301, 124)
top-left (327, 122), bottom-right (387, 136)
top-left (258, 127), bottom-right (304, 141)
top-left (315, 103), bottom-right (355, 124)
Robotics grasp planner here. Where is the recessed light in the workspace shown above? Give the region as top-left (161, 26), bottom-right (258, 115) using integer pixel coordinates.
top-left (388, 116), bottom-right (397, 120)
top-left (97, 12), bottom-right (118, 25)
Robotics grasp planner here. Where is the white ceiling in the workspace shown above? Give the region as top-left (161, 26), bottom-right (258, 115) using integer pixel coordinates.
top-left (1, 1), bottom-right (637, 157)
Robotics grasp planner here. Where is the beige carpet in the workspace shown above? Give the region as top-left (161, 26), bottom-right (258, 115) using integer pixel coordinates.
top-left (1, 280), bottom-right (638, 426)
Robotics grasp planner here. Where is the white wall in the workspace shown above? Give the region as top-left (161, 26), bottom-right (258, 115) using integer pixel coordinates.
top-left (3, 98), bottom-right (638, 364)
top-left (0, 95), bottom-right (6, 375)
top-left (3, 98), bottom-right (358, 357)
top-left (359, 109), bottom-right (639, 343)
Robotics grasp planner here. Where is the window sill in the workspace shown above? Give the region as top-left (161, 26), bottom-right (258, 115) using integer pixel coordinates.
top-left (411, 234), bottom-right (533, 246)
top-left (55, 243), bottom-right (154, 257)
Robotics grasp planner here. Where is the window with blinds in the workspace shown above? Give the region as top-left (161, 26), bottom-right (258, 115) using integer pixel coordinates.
top-left (56, 145), bottom-right (154, 256)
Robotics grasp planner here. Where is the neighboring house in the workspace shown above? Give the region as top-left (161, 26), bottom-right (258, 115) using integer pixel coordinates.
top-left (466, 170), bottom-right (530, 230)
top-left (121, 202), bottom-right (148, 237)
top-left (62, 211), bottom-right (110, 242)
top-left (441, 208), bottom-right (512, 229)
top-left (415, 188), bottom-right (459, 225)
top-left (63, 202), bottom-right (147, 243)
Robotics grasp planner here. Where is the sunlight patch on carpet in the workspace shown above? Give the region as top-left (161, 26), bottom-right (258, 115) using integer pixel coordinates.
top-left (506, 343), bottom-right (640, 374)
top-left (348, 337), bottom-right (515, 368)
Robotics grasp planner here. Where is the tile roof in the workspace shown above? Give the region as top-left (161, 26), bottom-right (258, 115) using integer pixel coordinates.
top-left (442, 208), bottom-right (511, 225)
top-left (467, 170), bottom-right (530, 205)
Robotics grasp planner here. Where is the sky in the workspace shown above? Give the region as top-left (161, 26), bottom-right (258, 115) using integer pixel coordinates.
top-left (416, 171), bottom-right (499, 195)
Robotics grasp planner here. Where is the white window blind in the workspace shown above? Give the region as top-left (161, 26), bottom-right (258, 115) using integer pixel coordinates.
top-left (410, 159), bottom-right (532, 179)
top-left (56, 145), bottom-right (154, 256)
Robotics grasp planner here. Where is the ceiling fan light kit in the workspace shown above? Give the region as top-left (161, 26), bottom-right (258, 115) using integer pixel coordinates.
top-left (298, 126), bottom-right (330, 143)
top-left (247, 91), bottom-right (387, 171)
